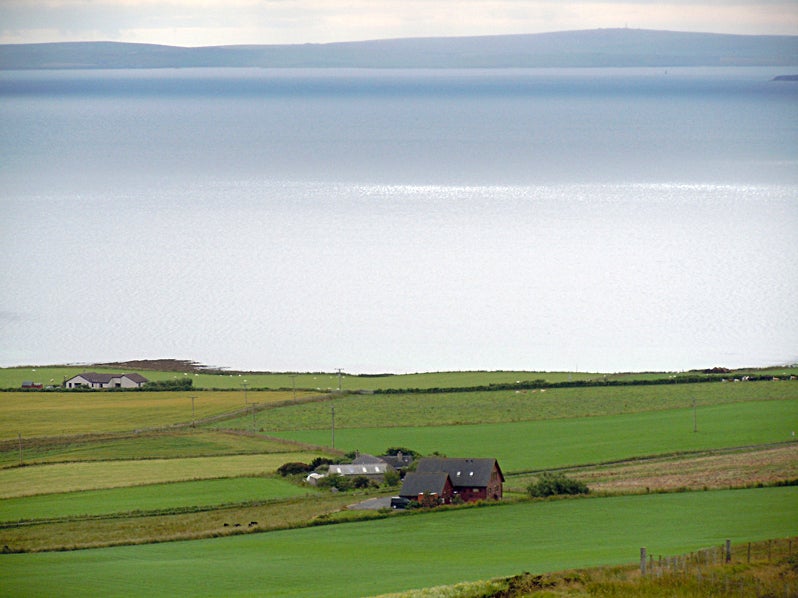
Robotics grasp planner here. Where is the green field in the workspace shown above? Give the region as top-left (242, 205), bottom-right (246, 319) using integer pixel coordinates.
top-left (0, 453), bottom-right (325, 498)
top-left (4, 364), bottom-right (795, 392)
top-left (223, 380), bottom-right (798, 432)
top-left (2, 487), bottom-right (795, 597)
top-left (0, 476), bottom-right (314, 522)
top-left (271, 399), bottom-right (798, 471)
top-left (0, 430), bottom-right (302, 468)
top-left (1, 367), bottom-right (796, 596)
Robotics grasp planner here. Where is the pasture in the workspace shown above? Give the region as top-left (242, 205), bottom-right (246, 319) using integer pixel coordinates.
top-left (0, 476), bottom-right (314, 522)
top-left (269, 398), bottom-right (798, 472)
top-left (233, 379), bottom-right (798, 431)
top-left (2, 487), bottom-right (796, 597)
top-left (4, 364), bottom-right (795, 392)
top-left (0, 453), bottom-right (325, 499)
top-left (0, 430), bottom-right (302, 468)
top-left (1, 368), bottom-right (796, 595)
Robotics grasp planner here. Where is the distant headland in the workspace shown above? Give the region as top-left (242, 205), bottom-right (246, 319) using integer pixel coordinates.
top-left (1, 29), bottom-right (797, 70)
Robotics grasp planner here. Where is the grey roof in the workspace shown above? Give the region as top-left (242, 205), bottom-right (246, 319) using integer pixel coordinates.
top-left (328, 463), bottom-right (391, 476)
top-left (71, 372), bottom-right (117, 384)
top-left (399, 472), bottom-right (451, 498)
top-left (415, 458), bottom-right (503, 488)
top-left (68, 372), bottom-right (148, 384)
top-left (352, 453), bottom-right (387, 465)
top-left (380, 453), bottom-right (414, 469)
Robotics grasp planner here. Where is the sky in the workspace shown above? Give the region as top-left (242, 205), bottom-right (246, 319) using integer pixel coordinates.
top-left (1, 1), bottom-right (797, 47)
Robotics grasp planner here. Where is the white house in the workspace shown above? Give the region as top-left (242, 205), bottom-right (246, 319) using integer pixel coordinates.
top-left (65, 372), bottom-right (149, 389)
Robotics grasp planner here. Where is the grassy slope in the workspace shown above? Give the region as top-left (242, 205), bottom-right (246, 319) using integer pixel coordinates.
top-left (0, 430), bottom-right (302, 468)
top-left (0, 453), bottom-right (324, 498)
top-left (0, 367), bottom-right (602, 391)
top-left (271, 399), bottom-right (798, 471)
top-left (4, 365), bottom-right (796, 391)
top-left (231, 380), bottom-right (798, 431)
top-left (2, 487), bottom-right (796, 598)
top-left (0, 476), bottom-right (315, 522)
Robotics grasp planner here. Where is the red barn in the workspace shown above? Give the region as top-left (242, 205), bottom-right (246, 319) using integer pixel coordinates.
top-left (400, 457), bottom-right (504, 504)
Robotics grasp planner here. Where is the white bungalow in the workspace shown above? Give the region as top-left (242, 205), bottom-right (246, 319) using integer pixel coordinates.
top-left (65, 372), bottom-right (149, 389)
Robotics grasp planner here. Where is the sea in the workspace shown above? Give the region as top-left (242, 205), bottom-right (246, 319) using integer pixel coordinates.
top-left (1, 67), bottom-right (796, 373)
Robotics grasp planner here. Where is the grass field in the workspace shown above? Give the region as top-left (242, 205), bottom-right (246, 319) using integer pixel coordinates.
top-left (0, 476), bottom-right (314, 522)
top-left (2, 487), bottom-right (795, 597)
top-left (270, 398), bottom-right (798, 472)
top-left (0, 453), bottom-right (326, 498)
top-left (222, 380), bottom-right (798, 432)
top-left (557, 443), bottom-right (798, 494)
top-left (1, 367), bottom-right (796, 595)
top-left (0, 430), bottom-right (306, 468)
top-left (4, 365), bottom-right (796, 391)
top-left (0, 366), bottom-right (602, 391)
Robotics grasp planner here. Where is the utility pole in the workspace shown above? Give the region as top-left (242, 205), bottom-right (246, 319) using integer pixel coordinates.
top-left (18, 433), bottom-right (23, 466)
top-left (252, 404), bottom-right (256, 433)
top-left (290, 374), bottom-right (297, 401)
top-left (242, 381), bottom-right (248, 405)
top-left (693, 397), bottom-right (697, 433)
top-left (336, 368), bottom-right (343, 392)
top-left (331, 404), bottom-right (335, 449)
top-left (191, 396), bottom-right (196, 428)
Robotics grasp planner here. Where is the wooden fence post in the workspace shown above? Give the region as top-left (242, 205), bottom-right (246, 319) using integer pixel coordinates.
top-left (725, 539), bottom-right (731, 564)
top-left (640, 547), bottom-right (647, 576)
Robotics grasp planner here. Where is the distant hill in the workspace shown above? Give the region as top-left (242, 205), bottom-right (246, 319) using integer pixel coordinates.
top-left (1, 29), bottom-right (797, 69)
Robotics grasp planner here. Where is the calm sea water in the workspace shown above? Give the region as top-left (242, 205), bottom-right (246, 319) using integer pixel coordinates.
top-left (1, 67), bottom-right (796, 373)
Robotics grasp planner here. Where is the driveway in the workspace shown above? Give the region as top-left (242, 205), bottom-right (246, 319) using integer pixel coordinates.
top-left (347, 496), bottom-right (392, 510)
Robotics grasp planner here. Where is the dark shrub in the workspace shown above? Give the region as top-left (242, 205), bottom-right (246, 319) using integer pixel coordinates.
top-left (277, 462), bottom-right (311, 477)
top-left (351, 475), bottom-right (373, 489)
top-left (316, 475), bottom-right (353, 491)
top-left (527, 472), bottom-right (589, 498)
top-left (309, 457), bottom-right (335, 470)
top-left (142, 379), bottom-right (193, 391)
top-left (382, 469), bottom-right (401, 487)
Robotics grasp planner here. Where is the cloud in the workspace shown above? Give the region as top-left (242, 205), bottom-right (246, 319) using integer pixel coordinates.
top-left (0, 1), bottom-right (795, 46)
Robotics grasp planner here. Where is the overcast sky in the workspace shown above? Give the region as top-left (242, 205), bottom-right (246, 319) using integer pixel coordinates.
top-left (1, 1), bottom-right (796, 46)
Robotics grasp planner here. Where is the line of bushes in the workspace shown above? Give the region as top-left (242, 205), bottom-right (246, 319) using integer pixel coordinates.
top-left (373, 374), bottom-right (789, 394)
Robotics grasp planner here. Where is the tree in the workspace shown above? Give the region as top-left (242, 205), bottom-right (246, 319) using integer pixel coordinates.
top-left (383, 469), bottom-right (401, 487)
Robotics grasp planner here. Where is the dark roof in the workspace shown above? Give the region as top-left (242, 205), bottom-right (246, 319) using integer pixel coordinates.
top-left (415, 458), bottom-right (504, 488)
top-left (122, 373), bottom-right (149, 383)
top-left (352, 453), bottom-right (387, 465)
top-left (380, 453), bottom-right (414, 469)
top-left (71, 372), bottom-right (116, 384)
top-left (399, 472), bottom-right (451, 498)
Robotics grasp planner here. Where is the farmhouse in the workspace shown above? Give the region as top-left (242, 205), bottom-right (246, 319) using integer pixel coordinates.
top-left (65, 372), bottom-right (149, 389)
top-left (400, 457), bottom-right (504, 504)
top-left (328, 455), bottom-right (395, 483)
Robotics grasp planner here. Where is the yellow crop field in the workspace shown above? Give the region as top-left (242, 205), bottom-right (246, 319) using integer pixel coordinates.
top-left (0, 390), bottom-right (307, 440)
